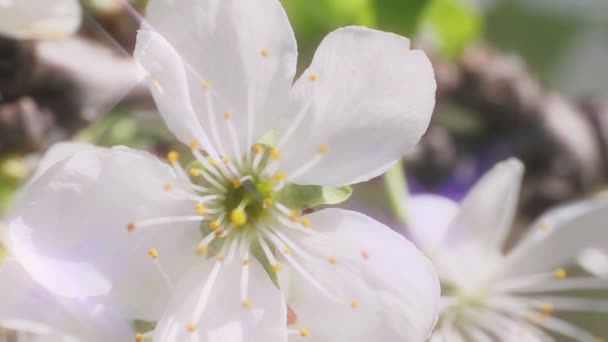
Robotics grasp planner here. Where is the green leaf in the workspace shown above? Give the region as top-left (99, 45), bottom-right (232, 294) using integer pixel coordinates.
top-left (373, 0), bottom-right (428, 35)
top-left (274, 184), bottom-right (352, 210)
top-left (383, 163), bottom-right (408, 225)
top-left (418, 0), bottom-right (483, 59)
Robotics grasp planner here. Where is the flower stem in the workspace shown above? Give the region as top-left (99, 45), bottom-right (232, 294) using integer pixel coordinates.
top-left (383, 162), bottom-right (409, 226)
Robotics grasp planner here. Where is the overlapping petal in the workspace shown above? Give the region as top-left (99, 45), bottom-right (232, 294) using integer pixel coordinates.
top-left (154, 259), bottom-right (287, 342)
top-left (8, 147), bottom-right (201, 320)
top-left (407, 194), bottom-right (458, 256)
top-left (140, 0), bottom-right (297, 158)
top-left (278, 26), bottom-right (436, 187)
top-left (281, 209), bottom-right (440, 342)
top-left (0, 258), bottom-right (132, 341)
top-left (0, 0), bottom-right (81, 40)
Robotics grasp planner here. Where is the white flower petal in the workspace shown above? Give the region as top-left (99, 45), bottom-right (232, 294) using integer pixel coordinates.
top-left (154, 259), bottom-right (287, 342)
top-left (8, 147), bottom-right (201, 321)
top-left (279, 26), bottom-right (435, 186)
top-left (407, 194), bottom-right (459, 257)
top-left (30, 142), bottom-right (96, 184)
top-left (439, 158), bottom-right (523, 266)
top-left (0, 0), bottom-right (81, 40)
top-left (501, 196), bottom-right (608, 279)
top-left (0, 258), bottom-right (132, 341)
top-left (281, 209), bottom-right (440, 342)
top-left (142, 0), bottom-right (297, 158)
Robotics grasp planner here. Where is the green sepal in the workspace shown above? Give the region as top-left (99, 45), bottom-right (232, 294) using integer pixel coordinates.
top-left (134, 320), bottom-right (156, 338)
top-left (250, 240), bottom-right (280, 288)
top-left (274, 184), bottom-right (352, 210)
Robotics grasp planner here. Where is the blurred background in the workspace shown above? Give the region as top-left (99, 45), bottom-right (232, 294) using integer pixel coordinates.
top-left (1, 0), bottom-right (607, 339)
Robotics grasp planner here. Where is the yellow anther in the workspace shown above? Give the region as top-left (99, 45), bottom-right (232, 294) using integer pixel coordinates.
top-left (224, 111), bottom-right (233, 119)
top-left (201, 80), bottom-right (212, 89)
top-left (209, 221), bottom-right (221, 230)
top-left (230, 209), bottom-right (248, 227)
top-left (150, 76), bottom-right (164, 94)
top-left (273, 172), bottom-right (287, 181)
top-left (189, 139), bottom-right (199, 149)
top-left (263, 198), bottom-right (273, 208)
top-left (272, 262), bottom-right (282, 271)
top-left (196, 245), bottom-right (208, 255)
top-left (216, 254), bottom-right (225, 262)
top-left (283, 247), bottom-right (293, 255)
top-left (186, 322), bottom-right (196, 332)
top-left (252, 144), bottom-right (264, 154)
top-left (148, 248), bottom-right (159, 259)
top-left (167, 151), bottom-right (179, 163)
top-left (361, 250), bottom-right (370, 260)
top-left (351, 300), bottom-right (359, 309)
top-left (222, 156), bottom-right (231, 164)
top-left (163, 182), bottom-right (173, 191)
top-left (214, 230), bottom-right (224, 238)
top-left (242, 299), bottom-right (252, 308)
top-left (538, 221), bottom-right (549, 230)
top-left (135, 332), bottom-right (143, 342)
top-left (553, 268), bottom-right (567, 280)
top-left (190, 168), bottom-right (201, 177)
top-left (300, 328), bottom-right (309, 337)
top-left (260, 49), bottom-right (270, 57)
top-left (195, 202), bottom-right (206, 215)
top-left (207, 157), bottom-right (218, 167)
top-left (270, 148), bottom-right (280, 160)
top-left (539, 302), bottom-right (554, 315)
top-left (318, 144), bottom-right (329, 153)
top-left (327, 257), bottom-right (337, 265)
top-left (127, 222), bottom-right (136, 232)
top-left (242, 258), bottom-right (250, 266)
top-left (300, 218), bottom-right (311, 227)
top-left (233, 179), bottom-right (243, 188)
top-left (308, 73), bottom-right (318, 81)
top-left (289, 209), bottom-right (300, 222)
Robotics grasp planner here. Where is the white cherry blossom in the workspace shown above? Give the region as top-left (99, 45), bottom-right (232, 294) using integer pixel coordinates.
top-left (407, 158), bottom-right (608, 341)
top-left (8, 0), bottom-right (439, 340)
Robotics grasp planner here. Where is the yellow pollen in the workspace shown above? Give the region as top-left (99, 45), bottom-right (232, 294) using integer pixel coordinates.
top-left (242, 258), bottom-right (250, 266)
top-left (538, 221), bottom-right (550, 230)
top-left (207, 157), bottom-right (218, 167)
top-left (270, 148), bottom-right (280, 160)
top-left (283, 247), bottom-right (293, 255)
top-left (308, 73), bottom-right (318, 81)
top-left (127, 222), bottom-right (136, 232)
top-left (186, 322), bottom-right (196, 332)
top-left (300, 218), bottom-right (311, 227)
top-left (539, 302), bottom-right (554, 315)
top-left (289, 210), bottom-right (300, 222)
top-left (233, 179), bottom-right (243, 188)
top-left (300, 328), bottom-right (309, 337)
top-left (224, 111), bottom-right (233, 119)
top-left (167, 151), bottom-right (179, 163)
top-left (263, 198), bottom-right (273, 208)
top-left (148, 248), bottom-right (159, 259)
top-left (190, 168), bottom-right (201, 177)
top-left (318, 144), bottom-right (329, 153)
top-left (260, 49), bottom-right (270, 57)
top-left (553, 268), bottom-right (567, 280)
top-left (189, 139), bottom-right (199, 149)
top-left (196, 245), bottom-right (208, 255)
top-left (195, 202), bottom-right (206, 215)
top-left (216, 255), bottom-right (225, 262)
top-left (272, 262), bottom-right (282, 271)
top-left (163, 182), bottom-right (173, 191)
top-left (242, 299), bottom-right (252, 308)
top-left (252, 144), bottom-right (264, 154)
top-left (361, 250), bottom-right (370, 260)
top-left (201, 80), bottom-right (212, 89)
top-left (209, 221), bottom-right (221, 230)
top-left (230, 209), bottom-right (248, 227)
top-left (351, 300), bottom-right (359, 309)
top-left (135, 332), bottom-right (143, 342)
top-left (214, 230), bottom-right (224, 238)
top-left (151, 77), bottom-right (164, 94)
top-left (327, 257), bottom-right (337, 264)
top-left (273, 172), bottom-right (287, 181)
top-left (222, 156), bottom-right (231, 164)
